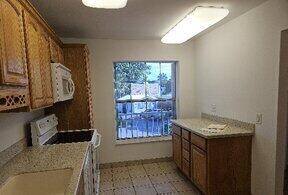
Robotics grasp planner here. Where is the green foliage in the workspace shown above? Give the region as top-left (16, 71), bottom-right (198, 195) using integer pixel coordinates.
top-left (115, 62), bottom-right (173, 99)
top-left (115, 62), bottom-right (151, 98)
top-left (158, 73), bottom-right (172, 96)
top-left (115, 62), bottom-right (151, 83)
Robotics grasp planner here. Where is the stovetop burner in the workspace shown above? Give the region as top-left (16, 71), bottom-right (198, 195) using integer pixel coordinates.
top-left (44, 130), bottom-right (94, 145)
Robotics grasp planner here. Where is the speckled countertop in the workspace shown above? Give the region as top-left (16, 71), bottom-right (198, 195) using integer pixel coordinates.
top-left (0, 142), bottom-right (89, 195)
top-left (171, 115), bottom-right (255, 139)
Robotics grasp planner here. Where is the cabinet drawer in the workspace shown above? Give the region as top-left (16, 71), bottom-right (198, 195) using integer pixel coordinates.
top-left (182, 138), bottom-right (190, 151)
top-left (182, 159), bottom-right (190, 178)
top-left (182, 148), bottom-right (190, 161)
top-left (191, 133), bottom-right (206, 151)
top-left (172, 124), bottom-right (181, 136)
top-left (182, 129), bottom-right (190, 141)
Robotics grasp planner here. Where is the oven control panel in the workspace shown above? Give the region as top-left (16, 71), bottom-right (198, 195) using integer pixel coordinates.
top-left (32, 114), bottom-right (58, 136)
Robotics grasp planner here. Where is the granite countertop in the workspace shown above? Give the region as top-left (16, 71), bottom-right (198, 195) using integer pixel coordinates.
top-left (171, 116), bottom-right (255, 139)
top-left (0, 142), bottom-right (89, 195)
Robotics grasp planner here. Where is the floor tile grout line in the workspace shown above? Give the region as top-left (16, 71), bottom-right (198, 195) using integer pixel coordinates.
top-left (126, 163), bottom-right (137, 194)
top-left (143, 162), bottom-right (159, 194)
top-left (99, 161), bottom-right (197, 194)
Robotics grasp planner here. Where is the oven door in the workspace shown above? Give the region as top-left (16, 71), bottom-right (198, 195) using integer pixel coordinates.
top-left (92, 132), bottom-right (101, 194)
top-left (84, 145), bottom-right (94, 195)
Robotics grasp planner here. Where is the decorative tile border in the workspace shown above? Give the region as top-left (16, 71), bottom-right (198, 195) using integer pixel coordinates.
top-left (0, 138), bottom-right (27, 168)
top-left (100, 157), bottom-right (173, 169)
top-left (201, 113), bottom-right (255, 131)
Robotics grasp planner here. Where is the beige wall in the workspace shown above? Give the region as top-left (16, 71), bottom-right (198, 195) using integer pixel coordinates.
top-left (0, 111), bottom-right (44, 152)
top-left (63, 38), bottom-right (196, 163)
top-left (193, 0), bottom-right (288, 194)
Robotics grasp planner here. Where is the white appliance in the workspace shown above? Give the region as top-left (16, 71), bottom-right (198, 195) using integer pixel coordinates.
top-left (51, 63), bottom-right (75, 103)
top-left (30, 114), bottom-right (101, 195)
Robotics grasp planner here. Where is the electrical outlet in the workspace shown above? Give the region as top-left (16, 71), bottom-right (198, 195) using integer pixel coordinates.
top-left (211, 104), bottom-right (216, 113)
top-left (256, 113), bottom-right (263, 124)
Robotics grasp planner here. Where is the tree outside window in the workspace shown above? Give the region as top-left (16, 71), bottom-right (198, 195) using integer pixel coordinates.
top-left (114, 61), bottom-right (176, 140)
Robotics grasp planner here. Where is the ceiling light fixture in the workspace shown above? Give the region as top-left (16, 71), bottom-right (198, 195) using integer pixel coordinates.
top-left (82, 0), bottom-right (127, 9)
top-left (161, 6), bottom-right (229, 44)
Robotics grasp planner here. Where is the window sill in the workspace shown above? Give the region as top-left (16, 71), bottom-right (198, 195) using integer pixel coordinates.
top-left (115, 136), bottom-right (172, 145)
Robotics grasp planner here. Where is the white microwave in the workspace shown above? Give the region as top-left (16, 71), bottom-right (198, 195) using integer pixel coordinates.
top-left (51, 63), bottom-right (75, 103)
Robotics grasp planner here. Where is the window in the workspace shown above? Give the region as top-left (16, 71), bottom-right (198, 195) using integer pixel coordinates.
top-left (114, 61), bottom-right (177, 140)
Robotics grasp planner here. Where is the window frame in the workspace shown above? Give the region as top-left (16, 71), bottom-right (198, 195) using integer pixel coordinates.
top-left (113, 61), bottom-right (178, 140)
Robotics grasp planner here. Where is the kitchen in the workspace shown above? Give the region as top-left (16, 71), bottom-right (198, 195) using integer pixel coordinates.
top-left (0, 0), bottom-right (288, 195)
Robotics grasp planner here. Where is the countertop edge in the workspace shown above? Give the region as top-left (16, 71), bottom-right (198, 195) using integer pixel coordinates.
top-left (0, 142), bottom-right (90, 195)
top-left (171, 118), bottom-right (255, 139)
top-left (72, 143), bottom-right (90, 195)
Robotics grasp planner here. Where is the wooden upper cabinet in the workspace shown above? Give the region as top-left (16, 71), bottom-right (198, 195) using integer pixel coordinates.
top-left (0, 0), bottom-right (64, 112)
top-left (50, 38), bottom-right (64, 64)
top-left (39, 30), bottom-right (53, 106)
top-left (58, 46), bottom-right (64, 64)
top-left (24, 12), bottom-right (53, 109)
top-left (24, 12), bottom-right (45, 109)
top-left (50, 38), bottom-right (58, 63)
top-left (0, 0), bottom-right (28, 86)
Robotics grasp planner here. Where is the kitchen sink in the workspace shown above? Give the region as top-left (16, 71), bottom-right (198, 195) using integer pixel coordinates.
top-left (0, 169), bottom-right (73, 195)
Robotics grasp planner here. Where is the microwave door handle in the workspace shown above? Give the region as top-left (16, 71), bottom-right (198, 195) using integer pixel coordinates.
top-left (69, 78), bottom-right (75, 96)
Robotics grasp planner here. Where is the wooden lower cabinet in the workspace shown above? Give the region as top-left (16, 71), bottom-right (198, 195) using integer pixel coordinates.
top-left (191, 146), bottom-right (207, 193)
top-left (172, 124), bottom-right (252, 195)
top-left (182, 158), bottom-right (190, 178)
top-left (172, 133), bottom-right (182, 168)
top-left (182, 148), bottom-right (190, 161)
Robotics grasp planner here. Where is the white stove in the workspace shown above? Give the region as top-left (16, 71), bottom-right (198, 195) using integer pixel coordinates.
top-left (30, 114), bottom-right (101, 195)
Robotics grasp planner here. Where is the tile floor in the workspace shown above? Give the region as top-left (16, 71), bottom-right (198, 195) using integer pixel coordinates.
top-left (99, 161), bottom-right (201, 195)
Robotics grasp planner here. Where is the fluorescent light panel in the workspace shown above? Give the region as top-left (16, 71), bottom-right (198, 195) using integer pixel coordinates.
top-left (82, 0), bottom-right (127, 9)
top-left (162, 6), bottom-right (229, 44)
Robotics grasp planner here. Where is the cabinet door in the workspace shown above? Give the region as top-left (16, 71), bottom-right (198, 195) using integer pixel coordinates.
top-left (58, 45), bottom-right (64, 64)
top-left (192, 146), bottom-right (207, 192)
top-left (0, 0), bottom-right (28, 86)
top-left (39, 29), bottom-right (53, 106)
top-left (49, 38), bottom-right (59, 63)
top-left (172, 133), bottom-right (182, 168)
top-left (50, 38), bottom-right (64, 64)
top-left (24, 12), bottom-right (45, 109)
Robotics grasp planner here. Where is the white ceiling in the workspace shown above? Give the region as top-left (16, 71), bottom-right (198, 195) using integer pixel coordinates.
top-left (30, 0), bottom-right (267, 40)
